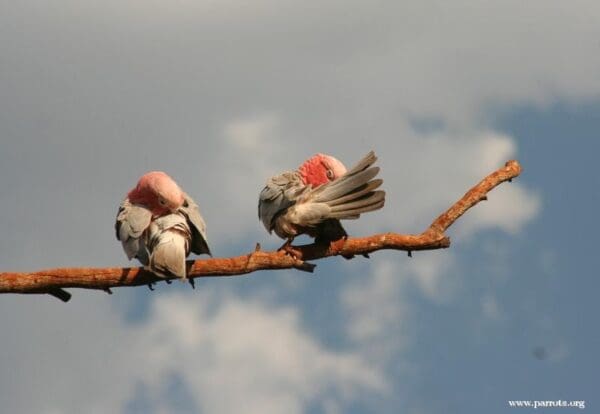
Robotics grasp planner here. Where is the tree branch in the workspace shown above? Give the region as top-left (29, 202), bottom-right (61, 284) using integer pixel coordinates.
top-left (0, 160), bottom-right (522, 302)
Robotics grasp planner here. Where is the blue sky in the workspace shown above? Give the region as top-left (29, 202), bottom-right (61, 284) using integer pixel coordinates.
top-left (0, 1), bottom-right (598, 413)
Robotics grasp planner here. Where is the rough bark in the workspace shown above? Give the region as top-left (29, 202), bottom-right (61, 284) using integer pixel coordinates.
top-left (0, 160), bottom-right (522, 302)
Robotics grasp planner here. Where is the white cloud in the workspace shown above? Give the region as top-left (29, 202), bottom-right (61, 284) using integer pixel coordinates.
top-left (0, 291), bottom-right (385, 414)
top-left (68, 0), bottom-right (600, 126)
top-left (339, 258), bottom-right (413, 370)
top-left (37, 0), bottom-right (600, 126)
top-left (341, 260), bottom-right (407, 350)
top-left (338, 255), bottom-right (459, 364)
top-left (0, 294), bottom-right (136, 414)
top-left (201, 113), bottom-right (301, 247)
top-left (224, 112), bottom-right (280, 152)
top-left (404, 252), bottom-right (458, 302)
top-left (136, 292), bottom-right (386, 414)
top-left (340, 252), bottom-right (458, 359)
top-left (455, 184), bottom-right (541, 239)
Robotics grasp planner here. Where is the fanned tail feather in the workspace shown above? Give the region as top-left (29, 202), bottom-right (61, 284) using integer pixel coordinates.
top-left (309, 151), bottom-right (385, 220)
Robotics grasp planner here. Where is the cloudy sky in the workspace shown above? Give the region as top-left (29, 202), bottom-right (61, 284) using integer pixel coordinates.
top-left (1, 1), bottom-right (598, 413)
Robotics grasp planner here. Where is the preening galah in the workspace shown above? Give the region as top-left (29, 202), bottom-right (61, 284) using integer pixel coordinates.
top-left (258, 151), bottom-right (385, 246)
top-left (115, 171), bottom-right (211, 279)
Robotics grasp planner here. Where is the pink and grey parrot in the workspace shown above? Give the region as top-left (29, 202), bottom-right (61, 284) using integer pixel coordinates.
top-left (258, 151), bottom-right (385, 246)
top-left (115, 171), bottom-right (211, 279)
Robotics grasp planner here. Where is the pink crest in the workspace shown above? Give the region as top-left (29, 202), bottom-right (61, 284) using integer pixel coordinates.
top-left (298, 153), bottom-right (347, 186)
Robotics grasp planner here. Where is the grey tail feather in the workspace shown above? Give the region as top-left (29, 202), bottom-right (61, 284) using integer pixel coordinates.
top-left (327, 179), bottom-right (383, 207)
top-left (330, 191), bottom-right (385, 213)
top-left (150, 244), bottom-right (187, 279)
top-left (345, 151), bottom-right (377, 175)
top-left (312, 167), bottom-right (380, 203)
top-left (150, 260), bottom-right (186, 279)
top-left (328, 191), bottom-right (385, 219)
top-left (308, 151), bottom-right (385, 220)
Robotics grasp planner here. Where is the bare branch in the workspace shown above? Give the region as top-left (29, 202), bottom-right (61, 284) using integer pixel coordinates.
top-left (0, 160), bottom-right (522, 301)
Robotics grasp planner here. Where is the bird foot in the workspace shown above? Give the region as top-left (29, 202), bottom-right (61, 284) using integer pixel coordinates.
top-left (277, 239), bottom-right (300, 259)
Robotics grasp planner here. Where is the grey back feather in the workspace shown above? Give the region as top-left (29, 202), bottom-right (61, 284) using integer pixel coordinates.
top-left (258, 171), bottom-right (307, 233)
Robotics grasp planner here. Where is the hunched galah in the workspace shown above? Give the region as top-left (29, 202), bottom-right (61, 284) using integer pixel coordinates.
top-left (258, 151), bottom-right (385, 246)
top-left (115, 171), bottom-right (211, 279)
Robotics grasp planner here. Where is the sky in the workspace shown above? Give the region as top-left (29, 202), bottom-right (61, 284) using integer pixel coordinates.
top-left (0, 1), bottom-right (598, 413)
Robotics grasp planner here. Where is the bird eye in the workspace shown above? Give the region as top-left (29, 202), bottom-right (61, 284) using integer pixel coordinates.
top-left (158, 198), bottom-right (167, 206)
top-left (326, 169), bottom-right (334, 180)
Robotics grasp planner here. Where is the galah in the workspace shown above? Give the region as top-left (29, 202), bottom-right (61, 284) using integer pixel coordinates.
top-left (258, 151), bottom-right (385, 246)
top-left (115, 171), bottom-right (211, 280)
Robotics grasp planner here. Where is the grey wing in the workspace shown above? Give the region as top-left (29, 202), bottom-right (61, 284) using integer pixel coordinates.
top-left (178, 193), bottom-right (211, 256)
top-left (258, 172), bottom-right (307, 233)
top-left (282, 202), bottom-right (332, 228)
top-left (115, 198), bottom-right (152, 264)
top-left (285, 151), bottom-right (385, 226)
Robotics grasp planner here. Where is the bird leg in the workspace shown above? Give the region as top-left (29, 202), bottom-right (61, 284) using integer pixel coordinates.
top-left (314, 219), bottom-right (355, 259)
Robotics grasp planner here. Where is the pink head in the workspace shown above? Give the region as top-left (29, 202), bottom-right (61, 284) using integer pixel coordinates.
top-left (298, 153), bottom-right (347, 186)
top-left (128, 171), bottom-right (185, 216)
